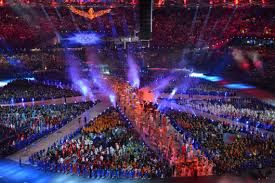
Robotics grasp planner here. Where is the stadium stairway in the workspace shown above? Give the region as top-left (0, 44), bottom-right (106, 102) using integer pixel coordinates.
top-left (6, 97), bottom-right (112, 164)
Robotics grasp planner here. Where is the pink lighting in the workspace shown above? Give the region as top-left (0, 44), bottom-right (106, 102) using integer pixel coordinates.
top-left (184, 0), bottom-right (187, 7)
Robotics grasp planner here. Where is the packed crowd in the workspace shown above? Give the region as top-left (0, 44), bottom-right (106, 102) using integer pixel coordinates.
top-left (109, 76), bottom-right (275, 177)
top-left (140, 102), bottom-right (215, 177)
top-left (0, 6), bottom-right (53, 47)
top-left (0, 125), bottom-right (17, 154)
top-left (0, 79), bottom-right (80, 103)
top-left (0, 101), bottom-right (96, 156)
top-left (163, 82), bottom-right (236, 97)
top-left (0, 1), bottom-right (274, 180)
top-left (152, 6), bottom-right (274, 48)
top-left (0, 5), bottom-right (273, 48)
top-left (0, 6), bottom-right (136, 47)
top-left (165, 109), bottom-right (274, 175)
top-left (30, 109), bottom-right (171, 179)
top-left (183, 97), bottom-right (275, 131)
top-left (143, 75), bottom-right (237, 97)
top-left (1, 0), bottom-right (272, 6)
top-left (109, 77), bottom-right (215, 177)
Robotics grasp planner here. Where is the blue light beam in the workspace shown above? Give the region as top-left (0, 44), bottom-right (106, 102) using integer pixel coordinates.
top-left (65, 32), bottom-right (102, 45)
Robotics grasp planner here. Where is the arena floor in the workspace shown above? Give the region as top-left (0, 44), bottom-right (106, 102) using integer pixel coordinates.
top-left (1, 160), bottom-right (273, 183)
top-left (0, 160), bottom-right (151, 183)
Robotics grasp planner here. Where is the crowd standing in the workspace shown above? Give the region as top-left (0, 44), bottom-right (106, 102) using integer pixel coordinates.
top-left (109, 77), bottom-right (215, 177)
top-left (1, 5), bottom-right (273, 47)
top-left (0, 75), bottom-right (272, 179)
top-left (165, 108), bottom-right (274, 175)
top-left (0, 79), bottom-right (80, 103)
top-left (180, 97), bottom-right (275, 131)
top-left (0, 101), bottom-right (97, 157)
top-left (30, 109), bottom-right (171, 179)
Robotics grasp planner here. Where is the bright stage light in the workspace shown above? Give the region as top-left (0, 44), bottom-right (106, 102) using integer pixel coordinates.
top-left (77, 80), bottom-right (88, 95)
top-left (127, 55), bottom-right (140, 88)
top-left (189, 72), bottom-right (204, 77)
top-left (0, 77), bottom-right (35, 87)
top-left (189, 72), bottom-right (223, 82)
top-left (0, 80), bottom-right (11, 87)
top-left (169, 88), bottom-right (177, 99)
top-left (202, 76), bottom-right (223, 82)
top-left (66, 32), bottom-right (102, 45)
top-left (109, 94), bottom-right (116, 106)
top-left (224, 83), bottom-right (256, 89)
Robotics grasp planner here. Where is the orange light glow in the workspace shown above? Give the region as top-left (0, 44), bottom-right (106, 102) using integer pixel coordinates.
top-left (157, 0), bottom-right (165, 6)
top-left (68, 6), bottom-right (111, 20)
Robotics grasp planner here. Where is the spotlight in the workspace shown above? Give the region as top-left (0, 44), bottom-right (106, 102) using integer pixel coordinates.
top-left (65, 32), bottom-right (102, 45)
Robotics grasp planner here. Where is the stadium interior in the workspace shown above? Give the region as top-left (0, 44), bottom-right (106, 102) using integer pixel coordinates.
top-left (0, 0), bottom-right (274, 182)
